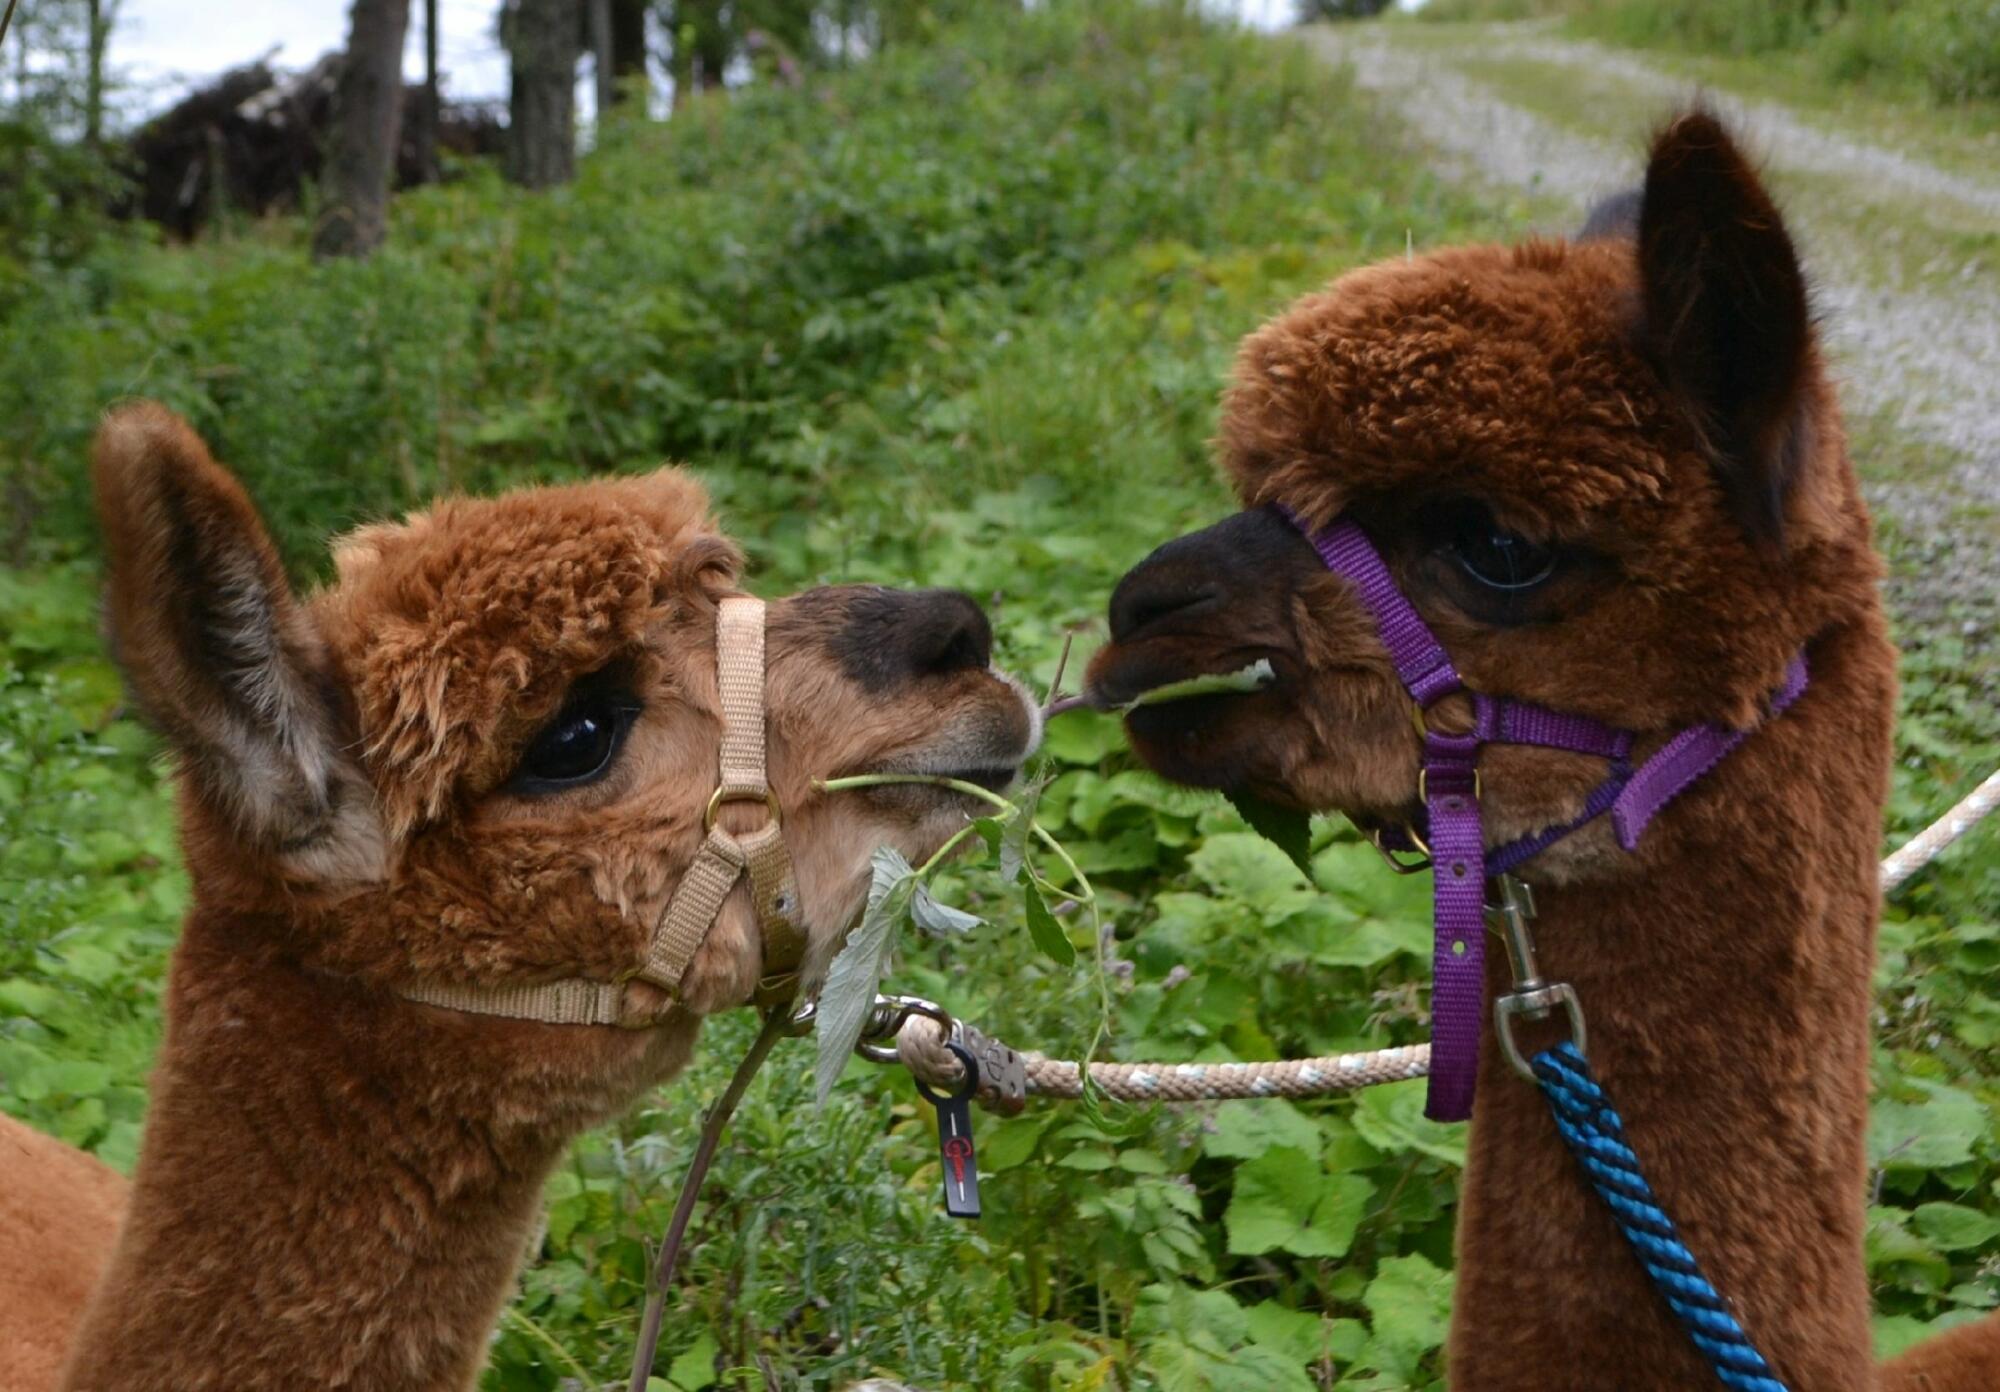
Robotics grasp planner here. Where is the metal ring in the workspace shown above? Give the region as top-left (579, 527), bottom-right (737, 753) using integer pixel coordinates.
top-left (774, 998), bottom-right (817, 1037)
top-left (1370, 824), bottom-right (1433, 873)
top-left (705, 786), bottom-right (781, 832)
top-left (1495, 982), bottom-right (1587, 1082)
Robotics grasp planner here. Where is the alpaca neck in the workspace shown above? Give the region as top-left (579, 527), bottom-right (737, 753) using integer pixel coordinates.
top-left (59, 913), bottom-right (627, 1392)
top-left (1447, 620), bottom-right (1892, 1392)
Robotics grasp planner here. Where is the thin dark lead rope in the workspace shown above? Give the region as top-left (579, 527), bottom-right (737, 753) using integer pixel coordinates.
top-left (627, 1009), bottom-right (791, 1392)
top-left (1531, 1042), bottom-right (1789, 1392)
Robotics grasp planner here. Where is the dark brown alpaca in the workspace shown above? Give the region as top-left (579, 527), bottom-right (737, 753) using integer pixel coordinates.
top-left (1087, 113), bottom-right (1998, 1392)
top-left (0, 403), bottom-right (1036, 1391)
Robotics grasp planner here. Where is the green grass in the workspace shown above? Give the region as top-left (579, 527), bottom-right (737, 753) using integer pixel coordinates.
top-left (1402, 26), bottom-right (2000, 205)
top-left (1585, 42), bottom-right (2000, 186)
top-left (1413, 0), bottom-right (2000, 113)
top-left (2, 2), bottom-right (1996, 1389)
top-left (1434, 45), bottom-right (2000, 296)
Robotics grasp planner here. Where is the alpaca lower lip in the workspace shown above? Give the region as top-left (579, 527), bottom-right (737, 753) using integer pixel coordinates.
top-left (1123, 691), bottom-right (1258, 745)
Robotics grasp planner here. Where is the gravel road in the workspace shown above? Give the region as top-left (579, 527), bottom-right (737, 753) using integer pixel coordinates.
top-left (1303, 22), bottom-right (2000, 629)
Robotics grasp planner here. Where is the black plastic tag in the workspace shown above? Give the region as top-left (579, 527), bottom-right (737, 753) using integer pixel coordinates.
top-left (915, 1043), bottom-right (981, 1220)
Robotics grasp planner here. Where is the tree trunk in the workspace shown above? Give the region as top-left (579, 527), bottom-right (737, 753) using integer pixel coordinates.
top-left (313, 0), bottom-right (412, 260)
top-left (85, 0), bottom-right (114, 146)
top-left (506, 0), bottom-right (577, 189)
top-left (665, 0), bottom-right (727, 109)
top-left (413, 0), bottom-right (439, 183)
top-left (587, 0), bottom-right (612, 119)
top-left (609, 0), bottom-right (645, 99)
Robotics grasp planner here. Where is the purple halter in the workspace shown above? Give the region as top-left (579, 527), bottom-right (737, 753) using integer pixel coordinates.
top-left (1285, 509), bottom-right (1809, 1121)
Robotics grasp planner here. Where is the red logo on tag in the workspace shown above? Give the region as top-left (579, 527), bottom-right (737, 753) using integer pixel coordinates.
top-left (942, 1134), bottom-right (973, 1184)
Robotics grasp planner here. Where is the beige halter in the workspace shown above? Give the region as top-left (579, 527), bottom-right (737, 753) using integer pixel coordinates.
top-left (399, 596), bottom-right (807, 1026)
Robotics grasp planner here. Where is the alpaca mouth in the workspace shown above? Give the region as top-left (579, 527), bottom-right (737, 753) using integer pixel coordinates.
top-left (1086, 647), bottom-right (1285, 729)
top-left (1079, 638), bottom-right (1293, 795)
top-left (1092, 658), bottom-right (1278, 714)
top-left (866, 667), bottom-right (1041, 800)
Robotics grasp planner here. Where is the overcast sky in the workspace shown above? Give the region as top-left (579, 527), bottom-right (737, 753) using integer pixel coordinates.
top-left (110, 0), bottom-right (511, 112)
top-left (108, 1), bottom-right (1315, 119)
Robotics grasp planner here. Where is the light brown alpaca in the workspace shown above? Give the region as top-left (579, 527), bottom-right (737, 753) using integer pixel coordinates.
top-left (1087, 113), bottom-right (1998, 1391)
top-left (0, 1114), bottom-right (126, 1388)
top-left (0, 402), bottom-right (1036, 1392)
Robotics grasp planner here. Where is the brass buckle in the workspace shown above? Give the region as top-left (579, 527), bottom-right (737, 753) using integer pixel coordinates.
top-left (705, 786), bottom-right (781, 831)
top-left (1369, 824), bottom-right (1433, 874)
top-left (772, 997), bottom-right (818, 1037)
top-left (754, 970), bottom-right (801, 1011)
top-left (1417, 766), bottom-right (1482, 804)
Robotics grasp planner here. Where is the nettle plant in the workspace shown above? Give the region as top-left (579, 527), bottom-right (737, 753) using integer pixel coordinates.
top-left (811, 659), bottom-right (1284, 1110)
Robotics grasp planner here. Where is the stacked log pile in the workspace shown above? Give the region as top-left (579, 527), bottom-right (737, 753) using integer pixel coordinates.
top-left (123, 55), bottom-right (503, 238)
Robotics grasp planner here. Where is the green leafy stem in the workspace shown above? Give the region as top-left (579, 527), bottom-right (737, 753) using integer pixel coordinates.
top-left (808, 773), bottom-right (1114, 1114)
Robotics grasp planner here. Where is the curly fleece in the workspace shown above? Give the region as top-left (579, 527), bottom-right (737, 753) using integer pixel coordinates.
top-left (26, 404), bottom-right (1032, 1392)
top-left (1102, 111), bottom-right (1994, 1390)
top-left (321, 472), bottom-right (742, 834)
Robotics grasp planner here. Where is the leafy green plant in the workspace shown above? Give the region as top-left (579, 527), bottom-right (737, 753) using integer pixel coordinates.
top-left (810, 770), bottom-right (1102, 1107)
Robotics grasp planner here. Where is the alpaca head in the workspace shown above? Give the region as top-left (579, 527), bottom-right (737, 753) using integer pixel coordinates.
top-left (1086, 112), bottom-right (1881, 880)
top-left (93, 403), bottom-right (1037, 1102)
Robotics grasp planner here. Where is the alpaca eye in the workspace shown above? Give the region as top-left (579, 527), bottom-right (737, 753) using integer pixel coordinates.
top-left (1450, 522), bottom-right (1557, 592)
top-left (514, 692), bottom-right (639, 790)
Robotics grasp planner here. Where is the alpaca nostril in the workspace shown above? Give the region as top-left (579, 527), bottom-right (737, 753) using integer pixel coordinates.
top-left (1109, 573), bottom-right (1220, 643)
top-left (1106, 508), bottom-right (1318, 644)
top-left (906, 590), bottom-right (993, 677)
top-left (827, 587), bottom-right (996, 693)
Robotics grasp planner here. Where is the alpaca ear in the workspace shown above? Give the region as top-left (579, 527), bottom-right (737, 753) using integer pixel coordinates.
top-left (1637, 109), bottom-right (1811, 546)
top-left (93, 404), bottom-right (382, 880)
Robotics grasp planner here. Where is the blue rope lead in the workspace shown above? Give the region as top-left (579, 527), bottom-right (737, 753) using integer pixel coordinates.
top-left (1531, 1042), bottom-right (1791, 1392)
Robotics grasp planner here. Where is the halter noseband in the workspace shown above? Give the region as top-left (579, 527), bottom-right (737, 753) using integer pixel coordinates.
top-left (1284, 508), bottom-right (1808, 1121)
top-left (400, 595), bottom-right (807, 1026)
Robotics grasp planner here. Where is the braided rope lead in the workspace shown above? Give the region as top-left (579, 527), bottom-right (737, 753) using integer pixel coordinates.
top-left (890, 1020), bottom-right (1432, 1107)
top-left (890, 764), bottom-right (2000, 1108)
top-left (1531, 1041), bottom-right (1789, 1392)
top-left (1880, 765), bottom-right (2000, 895)
top-left (1017, 1043), bottom-right (1433, 1102)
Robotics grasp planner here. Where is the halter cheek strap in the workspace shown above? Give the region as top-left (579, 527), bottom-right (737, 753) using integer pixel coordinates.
top-left (398, 595), bottom-right (807, 1027)
top-left (642, 597), bottom-right (805, 1010)
top-left (1286, 509), bottom-right (1808, 1121)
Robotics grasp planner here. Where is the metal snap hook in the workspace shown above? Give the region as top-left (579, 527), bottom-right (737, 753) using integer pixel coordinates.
top-left (853, 993), bottom-right (954, 1064)
top-left (1486, 873), bottom-right (1587, 1080)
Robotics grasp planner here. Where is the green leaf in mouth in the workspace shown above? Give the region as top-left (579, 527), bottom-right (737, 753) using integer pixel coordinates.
top-left (1119, 659), bottom-right (1276, 711)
